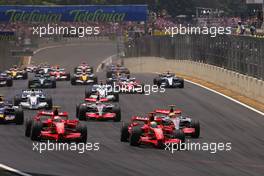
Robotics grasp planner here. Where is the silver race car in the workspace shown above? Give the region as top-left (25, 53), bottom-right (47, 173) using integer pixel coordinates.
top-left (14, 89), bottom-right (52, 110)
top-left (153, 72), bottom-right (184, 88)
top-left (76, 100), bottom-right (121, 121)
top-left (85, 83), bottom-right (119, 102)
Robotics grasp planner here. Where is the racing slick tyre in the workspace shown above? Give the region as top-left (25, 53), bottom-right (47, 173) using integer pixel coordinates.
top-left (106, 79), bottom-right (113, 85)
top-left (190, 120), bottom-right (200, 138)
top-left (173, 130), bottom-right (185, 150)
top-left (178, 78), bottom-right (184, 88)
top-left (23, 72), bottom-right (28, 80)
top-left (112, 92), bottom-right (119, 102)
top-left (174, 130), bottom-right (185, 143)
top-left (31, 121), bottom-right (42, 141)
top-left (14, 108), bottom-right (24, 125)
top-left (106, 71), bottom-right (113, 78)
top-left (51, 80), bottom-right (56, 88)
top-left (153, 78), bottom-right (161, 87)
top-left (71, 77), bottom-right (76, 85)
top-left (112, 105), bottom-right (121, 122)
top-left (120, 123), bottom-right (130, 142)
top-left (28, 80), bottom-right (33, 89)
top-left (74, 67), bottom-right (78, 73)
top-left (25, 118), bottom-right (32, 137)
top-left (14, 96), bottom-right (22, 106)
top-left (130, 126), bottom-right (142, 146)
top-left (157, 140), bottom-right (165, 149)
top-left (90, 67), bottom-right (94, 73)
top-left (78, 105), bottom-right (87, 121)
top-left (76, 124), bottom-right (87, 143)
top-left (6, 79), bottom-right (13, 87)
top-left (76, 104), bottom-right (80, 117)
top-left (93, 76), bottom-right (98, 84)
top-left (46, 97), bottom-right (53, 110)
top-left (66, 73), bottom-right (71, 81)
top-left (85, 86), bottom-right (93, 98)
top-left (140, 84), bottom-right (145, 94)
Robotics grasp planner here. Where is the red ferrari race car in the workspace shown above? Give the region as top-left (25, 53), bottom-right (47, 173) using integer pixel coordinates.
top-left (120, 113), bottom-right (185, 149)
top-left (155, 105), bottom-right (200, 138)
top-left (25, 108), bottom-right (87, 143)
top-left (49, 66), bottom-right (70, 81)
top-left (76, 98), bottom-right (121, 122)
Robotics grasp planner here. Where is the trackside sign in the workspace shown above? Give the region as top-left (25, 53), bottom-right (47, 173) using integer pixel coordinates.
top-left (0, 5), bottom-right (148, 23)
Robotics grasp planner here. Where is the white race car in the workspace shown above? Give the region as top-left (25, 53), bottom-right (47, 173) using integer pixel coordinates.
top-left (153, 72), bottom-right (184, 88)
top-left (85, 84), bottom-right (119, 102)
top-left (14, 89), bottom-right (52, 110)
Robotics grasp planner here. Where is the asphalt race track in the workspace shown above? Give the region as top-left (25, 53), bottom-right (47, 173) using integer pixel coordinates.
top-left (0, 41), bottom-right (264, 176)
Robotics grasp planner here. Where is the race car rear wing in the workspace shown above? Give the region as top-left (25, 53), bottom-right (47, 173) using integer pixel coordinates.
top-left (85, 98), bottom-right (109, 102)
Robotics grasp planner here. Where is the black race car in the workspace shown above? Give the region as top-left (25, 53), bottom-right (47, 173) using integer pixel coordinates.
top-left (106, 64), bottom-right (130, 78)
top-left (0, 100), bottom-right (24, 125)
top-left (0, 72), bottom-right (13, 87)
top-left (28, 74), bottom-right (56, 89)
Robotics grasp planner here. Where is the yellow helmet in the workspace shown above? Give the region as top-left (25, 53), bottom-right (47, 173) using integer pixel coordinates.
top-left (0, 95), bottom-right (4, 102)
top-left (168, 112), bottom-right (176, 118)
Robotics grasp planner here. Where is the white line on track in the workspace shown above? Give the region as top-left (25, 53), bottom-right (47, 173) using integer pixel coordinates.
top-left (96, 54), bottom-right (116, 72)
top-left (0, 164), bottom-right (32, 176)
top-left (152, 72), bottom-right (264, 116)
top-left (184, 79), bottom-right (264, 116)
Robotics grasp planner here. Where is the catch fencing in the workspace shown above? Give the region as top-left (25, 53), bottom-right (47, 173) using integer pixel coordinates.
top-left (125, 35), bottom-right (264, 80)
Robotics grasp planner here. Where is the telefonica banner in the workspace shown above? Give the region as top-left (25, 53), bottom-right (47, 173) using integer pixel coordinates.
top-left (0, 5), bottom-right (147, 23)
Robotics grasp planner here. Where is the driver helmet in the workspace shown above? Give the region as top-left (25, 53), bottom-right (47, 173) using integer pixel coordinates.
top-left (150, 121), bottom-right (158, 128)
top-left (148, 112), bottom-right (155, 122)
top-left (54, 116), bottom-right (61, 120)
top-left (168, 112), bottom-right (176, 118)
top-left (53, 108), bottom-right (59, 116)
top-left (0, 96), bottom-right (4, 102)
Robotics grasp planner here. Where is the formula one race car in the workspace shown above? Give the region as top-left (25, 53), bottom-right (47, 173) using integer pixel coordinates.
top-left (0, 97), bottom-right (24, 125)
top-left (49, 66), bottom-right (70, 81)
top-left (106, 64), bottom-right (130, 78)
top-left (108, 75), bottom-right (144, 94)
top-left (35, 65), bottom-right (52, 74)
top-left (28, 74), bottom-right (56, 89)
top-left (5, 66), bottom-right (28, 80)
top-left (74, 63), bottom-right (93, 73)
top-left (14, 89), bottom-right (52, 110)
top-left (153, 72), bottom-right (184, 88)
top-left (25, 108), bottom-right (87, 143)
top-left (85, 83), bottom-right (119, 102)
top-left (71, 71), bottom-right (97, 85)
top-left (0, 72), bottom-right (13, 87)
top-left (76, 99), bottom-right (121, 121)
top-left (120, 114), bottom-right (185, 148)
top-left (25, 64), bottom-right (38, 73)
top-left (154, 105), bottom-right (200, 138)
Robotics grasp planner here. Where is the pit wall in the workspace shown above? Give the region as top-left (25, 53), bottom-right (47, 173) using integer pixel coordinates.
top-left (123, 57), bottom-right (264, 104)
